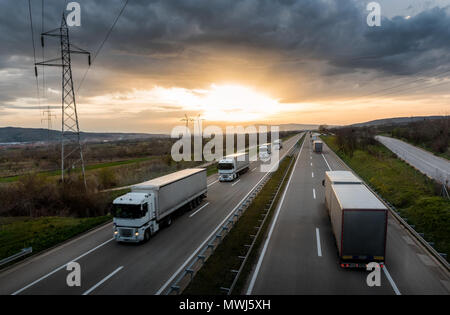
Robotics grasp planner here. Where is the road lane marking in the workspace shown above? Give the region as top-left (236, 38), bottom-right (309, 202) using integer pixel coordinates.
top-left (383, 266), bottom-right (401, 295)
top-left (313, 188), bottom-right (316, 199)
top-left (12, 238), bottom-right (114, 295)
top-left (246, 136), bottom-right (305, 295)
top-left (189, 202), bottom-right (210, 218)
top-left (312, 172), bottom-right (314, 178)
top-left (321, 153), bottom-right (331, 171)
top-left (311, 162), bottom-right (313, 167)
top-left (82, 266), bottom-right (123, 295)
top-left (232, 179), bottom-right (241, 186)
top-left (315, 228), bottom-right (322, 257)
top-left (158, 133), bottom-right (304, 295)
top-left (207, 179), bottom-right (219, 187)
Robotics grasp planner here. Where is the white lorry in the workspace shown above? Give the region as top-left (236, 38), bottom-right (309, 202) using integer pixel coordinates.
top-left (313, 140), bottom-right (323, 153)
top-left (273, 139), bottom-right (283, 150)
top-left (324, 172), bottom-right (388, 268)
top-left (258, 143), bottom-right (272, 160)
top-left (112, 168), bottom-right (207, 242)
top-left (218, 152), bottom-right (250, 182)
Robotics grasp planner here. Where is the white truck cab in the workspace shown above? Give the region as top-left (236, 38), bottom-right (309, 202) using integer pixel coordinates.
top-left (112, 192), bottom-right (159, 243)
top-left (259, 144), bottom-right (271, 161)
top-left (218, 152), bottom-right (250, 182)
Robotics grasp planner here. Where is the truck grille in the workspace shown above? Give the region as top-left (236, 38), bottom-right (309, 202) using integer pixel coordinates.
top-left (119, 228), bottom-right (133, 237)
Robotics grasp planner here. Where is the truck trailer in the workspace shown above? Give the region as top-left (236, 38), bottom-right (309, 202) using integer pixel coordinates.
top-left (326, 183), bottom-right (388, 268)
top-left (324, 171), bottom-right (363, 210)
top-left (112, 168), bottom-right (207, 242)
top-left (218, 152), bottom-right (250, 182)
top-left (313, 140), bottom-right (323, 153)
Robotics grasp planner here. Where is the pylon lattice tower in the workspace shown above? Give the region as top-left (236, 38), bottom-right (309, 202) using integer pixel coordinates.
top-left (36, 13), bottom-right (90, 187)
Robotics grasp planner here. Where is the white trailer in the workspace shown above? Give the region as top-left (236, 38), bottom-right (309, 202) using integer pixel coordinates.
top-left (218, 152), bottom-right (250, 182)
top-left (327, 184), bottom-right (388, 268)
top-left (112, 168), bottom-right (207, 242)
top-left (313, 140), bottom-right (323, 153)
top-left (324, 171), bottom-right (363, 210)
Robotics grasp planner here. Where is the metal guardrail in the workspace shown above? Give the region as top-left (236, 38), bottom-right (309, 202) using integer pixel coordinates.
top-left (0, 247), bottom-right (32, 267)
top-left (163, 138), bottom-right (302, 295)
top-left (366, 183), bottom-right (450, 271)
top-left (323, 141), bottom-right (450, 272)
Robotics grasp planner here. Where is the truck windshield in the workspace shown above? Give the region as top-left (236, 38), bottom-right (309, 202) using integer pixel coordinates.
top-left (218, 163), bottom-right (233, 170)
top-left (112, 204), bottom-right (143, 219)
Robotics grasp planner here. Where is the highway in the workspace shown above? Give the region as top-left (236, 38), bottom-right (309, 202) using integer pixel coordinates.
top-left (247, 133), bottom-right (450, 295)
top-left (0, 134), bottom-right (303, 295)
top-left (376, 135), bottom-right (450, 186)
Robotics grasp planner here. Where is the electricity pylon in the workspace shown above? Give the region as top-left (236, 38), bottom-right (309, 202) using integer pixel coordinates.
top-left (35, 13), bottom-right (90, 188)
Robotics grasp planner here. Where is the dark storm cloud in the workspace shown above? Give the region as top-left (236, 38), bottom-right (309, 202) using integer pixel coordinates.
top-left (1, 0), bottom-right (450, 106)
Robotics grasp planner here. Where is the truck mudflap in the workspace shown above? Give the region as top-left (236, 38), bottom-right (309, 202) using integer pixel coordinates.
top-left (340, 255), bottom-right (385, 269)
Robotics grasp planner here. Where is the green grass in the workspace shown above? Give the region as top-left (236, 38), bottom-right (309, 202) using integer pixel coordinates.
top-left (0, 215), bottom-right (111, 263)
top-left (184, 135), bottom-right (303, 295)
top-left (0, 157), bottom-right (157, 183)
top-left (322, 135), bottom-right (450, 258)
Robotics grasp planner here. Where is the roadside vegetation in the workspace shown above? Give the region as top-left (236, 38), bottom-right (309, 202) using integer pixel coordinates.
top-left (321, 129), bottom-right (450, 259)
top-left (184, 135), bottom-right (303, 295)
top-left (377, 117), bottom-right (449, 160)
top-left (0, 215), bottom-right (111, 263)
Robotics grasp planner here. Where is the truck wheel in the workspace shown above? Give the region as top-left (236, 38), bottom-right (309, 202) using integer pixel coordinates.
top-left (144, 229), bottom-right (151, 242)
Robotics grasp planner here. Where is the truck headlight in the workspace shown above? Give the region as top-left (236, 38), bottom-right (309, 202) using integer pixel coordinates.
top-left (114, 231), bottom-right (118, 235)
top-left (135, 232), bottom-right (139, 236)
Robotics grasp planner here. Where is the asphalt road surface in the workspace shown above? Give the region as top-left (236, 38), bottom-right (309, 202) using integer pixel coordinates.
top-left (0, 134), bottom-right (303, 295)
top-left (247, 133), bottom-right (450, 295)
top-left (376, 135), bottom-right (450, 186)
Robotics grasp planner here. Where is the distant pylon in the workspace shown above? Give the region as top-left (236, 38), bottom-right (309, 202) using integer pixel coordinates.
top-left (35, 13), bottom-right (91, 188)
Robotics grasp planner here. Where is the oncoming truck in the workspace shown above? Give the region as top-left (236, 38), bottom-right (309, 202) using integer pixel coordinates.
top-left (324, 171), bottom-right (388, 268)
top-left (112, 168), bottom-right (207, 242)
top-left (258, 143), bottom-right (272, 160)
top-left (218, 152), bottom-right (250, 182)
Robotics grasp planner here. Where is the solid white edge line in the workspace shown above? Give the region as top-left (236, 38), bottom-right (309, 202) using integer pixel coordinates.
top-left (189, 202), bottom-right (210, 218)
top-left (321, 153), bottom-right (332, 171)
top-left (207, 179), bottom-right (219, 187)
top-left (246, 137), bottom-right (305, 295)
top-left (12, 238), bottom-right (114, 295)
top-left (313, 188), bottom-right (316, 200)
top-left (315, 228), bottom-right (322, 257)
top-left (156, 133), bottom-right (303, 295)
top-left (82, 266), bottom-right (123, 295)
top-left (383, 266), bottom-right (401, 295)
top-left (231, 179), bottom-right (241, 186)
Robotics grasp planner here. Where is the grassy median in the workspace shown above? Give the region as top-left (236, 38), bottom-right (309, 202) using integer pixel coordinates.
top-left (322, 135), bottom-right (450, 259)
top-left (184, 135), bottom-right (303, 295)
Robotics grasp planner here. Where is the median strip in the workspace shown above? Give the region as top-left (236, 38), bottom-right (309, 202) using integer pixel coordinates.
top-left (182, 135), bottom-right (305, 295)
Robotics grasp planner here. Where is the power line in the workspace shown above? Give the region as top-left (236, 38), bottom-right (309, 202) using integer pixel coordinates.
top-left (28, 0), bottom-right (42, 114)
top-left (358, 67), bottom-right (450, 99)
top-left (76, 0), bottom-right (130, 93)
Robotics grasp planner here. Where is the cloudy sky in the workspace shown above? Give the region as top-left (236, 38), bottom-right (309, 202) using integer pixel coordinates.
top-left (1, 0), bottom-right (449, 133)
